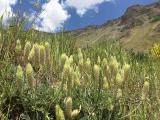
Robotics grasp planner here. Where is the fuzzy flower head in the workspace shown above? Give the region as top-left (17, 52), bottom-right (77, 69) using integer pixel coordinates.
top-left (26, 63), bottom-right (33, 77)
top-left (61, 53), bottom-right (68, 66)
top-left (16, 65), bottom-right (23, 92)
top-left (116, 72), bottom-right (123, 86)
top-left (64, 97), bottom-right (72, 118)
top-left (16, 65), bottom-right (23, 80)
top-left (85, 58), bottom-right (91, 72)
top-left (94, 64), bottom-right (100, 81)
top-left (15, 39), bottom-right (22, 53)
top-left (110, 56), bottom-right (119, 72)
top-left (142, 81), bottom-right (149, 100)
top-left (28, 47), bottom-right (35, 62)
top-left (24, 41), bottom-right (31, 53)
top-left (55, 104), bottom-right (65, 120)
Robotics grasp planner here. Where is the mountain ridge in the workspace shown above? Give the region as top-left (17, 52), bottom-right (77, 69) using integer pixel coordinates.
top-left (68, 1), bottom-right (160, 53)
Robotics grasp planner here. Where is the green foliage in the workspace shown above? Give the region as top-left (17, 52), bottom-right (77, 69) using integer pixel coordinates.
top-left (151, 14), bottom-right (160, 22)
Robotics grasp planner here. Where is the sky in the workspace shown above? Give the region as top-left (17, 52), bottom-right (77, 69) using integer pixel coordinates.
top-left (0, 0), bottom-right (158, 32)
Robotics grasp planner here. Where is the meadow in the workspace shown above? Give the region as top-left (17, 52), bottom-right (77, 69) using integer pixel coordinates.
top-left (0, 25), bottom-right (160, 120)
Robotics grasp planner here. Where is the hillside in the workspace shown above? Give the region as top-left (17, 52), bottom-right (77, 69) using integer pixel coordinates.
top-left (69, 2), bottom-right (160, 53)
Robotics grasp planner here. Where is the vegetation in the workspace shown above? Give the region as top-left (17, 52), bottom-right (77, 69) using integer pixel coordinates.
top-left (151, 14), bottom-right (160, 22)
top-left (0, 24), bottom-right (160, 120)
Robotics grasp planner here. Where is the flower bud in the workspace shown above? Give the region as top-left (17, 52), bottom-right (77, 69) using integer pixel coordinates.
top-left (15, 39), bottom-right (22, 54)
top-left (55, 105), bottom-right (65, 120)
top-left (16, 65), bottom-right (23, 92)
top-left (142, 81), bottom-right (149, 100)
top-left (94, 64), bottom-right (100, 82)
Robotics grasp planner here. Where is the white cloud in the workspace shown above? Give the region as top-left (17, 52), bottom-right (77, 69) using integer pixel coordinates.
top-left (65, 0), bottom-right (113, 16)
top-left (0, 0), bottom-right (17, 26)
top-left (34, 0), bottom-right (70, 32)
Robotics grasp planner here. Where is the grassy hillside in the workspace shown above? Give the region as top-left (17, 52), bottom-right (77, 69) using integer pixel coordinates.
top-left (0, 25), bottom-right (160, 120)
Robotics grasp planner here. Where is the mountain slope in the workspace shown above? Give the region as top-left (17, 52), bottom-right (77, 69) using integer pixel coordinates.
top-left (69, 2), bottom-right (160, 53)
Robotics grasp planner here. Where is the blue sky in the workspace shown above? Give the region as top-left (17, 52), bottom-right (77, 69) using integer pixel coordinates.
top-left (0, 0), bottom-right (157, 32)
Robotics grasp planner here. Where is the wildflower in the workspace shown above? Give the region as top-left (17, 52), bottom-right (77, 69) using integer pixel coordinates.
top-left (71, 109), bottom-right (81, 118)
top-left (73, 67), bottom-right (81, 86)
top-left (64, 97), bottom-right (80, 119)
top-left (45, 42), bottom-right (52, 73)
top-left (102, 58), bottom-right (110, 78)
top-left (24, 41), bottom-right (31, 63)
top-left (85, 58), bottom-right (91, 73)
top-left (110, 56), bottom-right (119, 76)
top-left (64, 97), bottom-right (72, 118)
top-left (26, 63), bottom-right (34, 88)
top-left (142, 81), bottom-right (149, 100)
top-left (15, 39), bottom-right (22, 54)
top-left (123, 63), bottom-right (130, 81)
top-left (151, 43), bottom-right (160, 58)
top-left (16, 65), bottom-right (23, 92)
top-left (28, 47), bottom-right (35, 63)
top-left (63, 60), bottom-right (71, 78)
top-left (55, 105), bottom-right (65, 120)
top-left (116, 72), bottom-right (123, 86)
top-left (94, 64), bottom-right (100, 82)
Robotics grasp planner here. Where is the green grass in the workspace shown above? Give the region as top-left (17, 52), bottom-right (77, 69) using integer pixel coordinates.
top-left (0, 23), bottom-right (160, 120)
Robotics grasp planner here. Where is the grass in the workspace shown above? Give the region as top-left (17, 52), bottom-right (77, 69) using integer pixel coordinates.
top-left (0, 24), bottom-right (160, 120)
